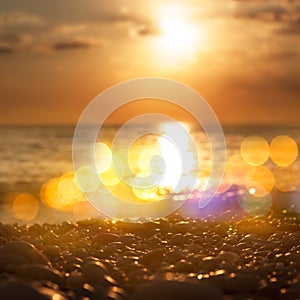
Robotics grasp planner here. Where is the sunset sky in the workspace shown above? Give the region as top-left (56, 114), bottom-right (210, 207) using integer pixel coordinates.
top-left (0, 0), bottom-right (300, 125)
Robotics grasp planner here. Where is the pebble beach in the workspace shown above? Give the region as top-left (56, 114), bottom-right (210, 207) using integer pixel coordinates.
top-left (0, 211), bottom-right (299, 300)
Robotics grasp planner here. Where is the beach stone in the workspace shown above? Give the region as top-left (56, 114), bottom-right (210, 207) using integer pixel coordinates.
top-left (174, 260), bottom-right (194, 273)
top-left (3, 240), bottom-right (34, 253)
top-left (18, 265), bottom-right (64, 288)
top-left (172, 222), bottom-right (190, 233)
top-left (0, 224), bottom-right (19, 238)
top-left (0, 282), bottom-right (41, 300)
top-left (94, 233), bottom-right (119, 245)
top-left (43, 245), bottom-right (61, 257)
top-left (82, 261), bottom-right (108, 284)
top-left (170, 234), bottom-right (186, 246)
top-left (71, 247), bottom-right (89, 259)
top-left (66, 270), bottom-right (85, 291)
top-left (117, 235), bottom-right (136, 244)
top-left (27, 247), bottom-right (50, 265)
top-left (2, 240), bottom-right (50, 265)
top-left (217, 251), bottom-right (241, 265)
top-left (129, 280), bottom-right (223, 300)
top-left (140, 249), bottom-right (165, 266)
top-left (0, 253), bottom-right (30, 269)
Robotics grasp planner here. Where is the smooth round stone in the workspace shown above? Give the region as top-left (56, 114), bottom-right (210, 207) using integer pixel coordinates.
top-left (0, 282), bottom-right (41, 300)
top-left (0, 253), bottom-right (30, 269)
top-left (43, 245), bottom-right (61, 257)
top-left (103, 244), bottom-right (119, 257)
top-left (71, 247), bottom-right (89, 259)
top-left (82, 261), bottom-right (108, 284)
top-left (3, 241), bottom-right (34, 253)
top-left (117, 235), bottom-right (136, 244)
top-left (18, 265), bottom-right (64, 288)
top-left (129, 280), bottom-right (223, 300)
top-left (0, 224), bottom-right (19, 238)
top-left (66, 270), bottom-right (85, 291)
top-left (172, 222), bottom-right (190, 234)
top-left (140, 249), bottom-right (165, 266)
top-left (200, 257), bottom-right (222, 272)
top-left (186, 243), bottom-right (202, 253)
top-left (169, 234), bottom-right (186, 246)
top-left (174, 260), bottom-right (194, 273)
top-left (27, 248), bottom-right (50, 265)
top-left (164, 250), bottom-right (183, 264)
top-left (93, 233), bottom-right (119, 245)
top-left (217, 251), bottom-right (241, 265)
top-left (60, 230), bottom-right (78, 243)
top-left (42, 232), bottom-right (59, 244)
top-left (2, 241), bottom-right (49, 265)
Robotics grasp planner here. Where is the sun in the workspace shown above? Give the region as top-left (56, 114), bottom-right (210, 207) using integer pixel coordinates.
top-left (153, 4), bottom-right (204, 67)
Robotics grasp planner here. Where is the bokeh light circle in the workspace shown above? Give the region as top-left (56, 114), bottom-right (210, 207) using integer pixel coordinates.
top-left (245, 166), bottom-right (275, 197)
top-left (270, 135), bottom-right (298, 167)
top-left (72, 78), bottom-right (226, 221)
top-left (240, 135), bottom-right (269, 166)
top-left (238, 190), bottom-right (272, 217)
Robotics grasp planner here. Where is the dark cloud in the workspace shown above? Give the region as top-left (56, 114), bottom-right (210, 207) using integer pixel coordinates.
top-left (53, 40), bottom-right (94, 51)
top-left (233, 1), bottom-right (300, 23)
top-left (234, 3), bottom-right (288, 21)
top-left (275, 21), bottom-right (300, 35)
top-left (0, 46), bottom-right (13, 54)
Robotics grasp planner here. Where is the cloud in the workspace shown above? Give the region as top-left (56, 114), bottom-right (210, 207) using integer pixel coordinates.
top-left (0, 11), bottom-right (44, 26)
top-left (232, 1), bottom-right (300, 23)
top-left (275, 22), bottom-right (300, 34)
top-left (0, 46), bottom-right (13, 54)
top-left (53, 40), bottom-right (94, 51)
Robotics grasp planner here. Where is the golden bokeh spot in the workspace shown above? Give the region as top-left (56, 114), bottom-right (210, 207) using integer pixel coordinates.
top-left (12, 192), bottom-right (39, 222)
top-left (270, 135), bottom-right (298, 167)
top-left (226, 154), bottom-right (251, 185)
top-left (100, 156), bottom-right (124, 187)
top-left (273, 165), bottom-right (300, 192)
top-left (245, 166), bottom-right (274, 197)
top-left (110, 181), bottom-right (141, 203)
top-left (240, 135), bottom-right (269, 166)
top-left (75, 165), bottom-right (100, 193)
top-left (94, 142), bottom-right (112, 173)
top-left (57, 172), bottom-right (84, 206)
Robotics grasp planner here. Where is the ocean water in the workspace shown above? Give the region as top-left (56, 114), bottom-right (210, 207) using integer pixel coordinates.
top-left (0, 124), bottom-right (300, 223)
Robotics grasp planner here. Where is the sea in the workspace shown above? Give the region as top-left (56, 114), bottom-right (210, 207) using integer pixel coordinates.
top-left (0, 124), bottom-right (300, 224)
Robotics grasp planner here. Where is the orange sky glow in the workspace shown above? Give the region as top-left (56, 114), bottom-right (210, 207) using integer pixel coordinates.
top-left (0, 0), bottom-right (300, 125)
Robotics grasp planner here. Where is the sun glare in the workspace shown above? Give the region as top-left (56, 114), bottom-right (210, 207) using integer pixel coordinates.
top-left (154, 4), bottom-right (204, 66)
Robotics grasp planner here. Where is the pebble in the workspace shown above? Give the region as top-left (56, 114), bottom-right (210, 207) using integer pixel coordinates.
top-left (2, 240), bottom-right (50, 265)
top-left (17, 265), bottom-right (65, 287)
top-left (82, 261), bottom-right (109, 284)
top-left (0, 212), bottom-right (298, 299)
top-left (43, 245), bottom-right (61, 257)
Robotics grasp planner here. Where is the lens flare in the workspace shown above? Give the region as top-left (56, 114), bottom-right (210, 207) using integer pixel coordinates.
top-left (240, 136), bottom-right (269, 166)
top-left (270, 135), bottom-right (298, 167)
top-left (100, 156), bottom-right (124, 187)
top-left (226, 154), bottom-right (251, 186)
top-left (75, 165), bottom-right (101, 193)
top-left (245, 166), bottom-right (275, 197)
top-left (12, 192), bottom-right (39, 222)
top-left (273, 165), bottom-right (300, 192)
top-left (94, 142), bottom-right (112, 173)
top-left (238, 191), bottom-right (272, 217)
